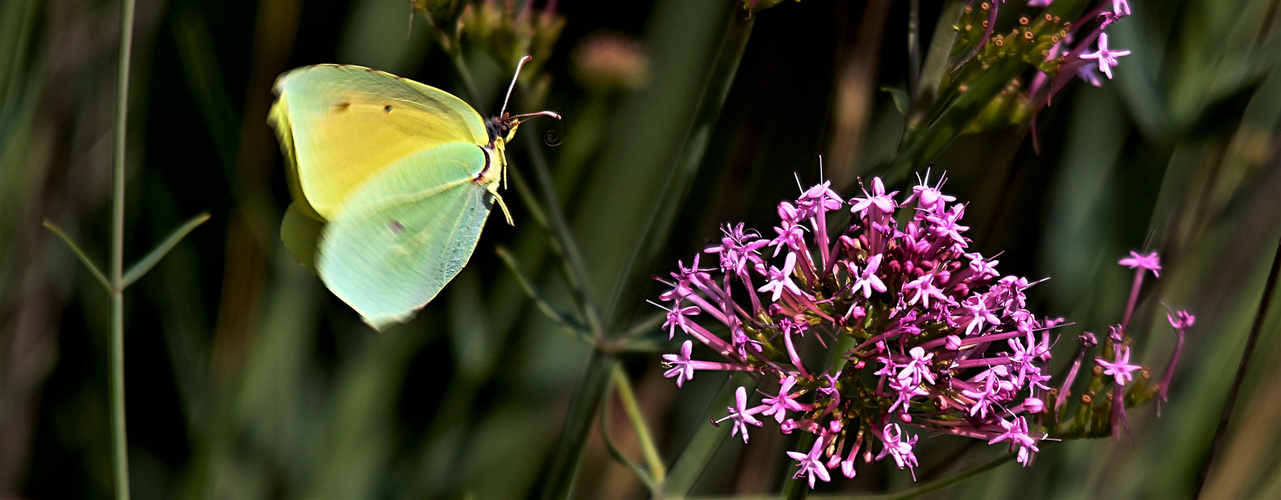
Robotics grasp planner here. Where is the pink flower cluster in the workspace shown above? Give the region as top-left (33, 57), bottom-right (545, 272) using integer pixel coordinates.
top-left (1027, 1), bottom-right (1134, 149)
top-left (656, 173), bottom-right (1062, 488)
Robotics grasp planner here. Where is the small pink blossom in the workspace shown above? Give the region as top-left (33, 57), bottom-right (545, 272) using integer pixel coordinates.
top-left (1081, 33), bottom-right (1132, 80)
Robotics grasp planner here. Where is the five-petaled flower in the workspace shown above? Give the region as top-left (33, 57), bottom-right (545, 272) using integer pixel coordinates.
top-left (1080, 33), bottom-right (1132, 80)
top-left (1119, 250), bottom-right (1162, 277)
top-left (1097, 345), bottom-right (1142, 386)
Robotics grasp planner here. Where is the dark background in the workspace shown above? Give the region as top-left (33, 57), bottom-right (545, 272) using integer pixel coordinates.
top-left (3, 0), bottom-right (1281, 497)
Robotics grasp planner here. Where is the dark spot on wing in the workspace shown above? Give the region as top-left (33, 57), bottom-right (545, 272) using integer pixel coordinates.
top-left (388, 219), bottom-right (405, 235)
top-left (384, 104), bottom-right (393, 113)
top-left (334, 101), bottom-right (351, 112)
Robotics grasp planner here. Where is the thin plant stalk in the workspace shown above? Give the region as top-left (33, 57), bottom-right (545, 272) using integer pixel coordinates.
top-left (603, 6), bottom-right (756, 331)
top-left (111, 0), bottom-right (137, 497)
top-left (612, 366), bottom-right (666, 486)
top-left (1195, 237), bottom-right (1281, 497)
top-left (539, 9), bottom-right (756, 499)
top-left (539, 351), bottom-right (617, 500)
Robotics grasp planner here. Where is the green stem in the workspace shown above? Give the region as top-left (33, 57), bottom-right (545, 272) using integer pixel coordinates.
top-left (612, 366), bottom-right (666, 487)
top-left (111, 0), bottom-right (136, 497)
top-left (843, 454), bottom-right (1017, 500)
top-left (907, 0), bottom-right (920, 96)
top-left (445, 47), bottom-right (481, 106)
top-left (539, 351), bottom-right (617, 500)
top-left (519, 130), bottom-right (603, 335)
top-left (598, 374), bottom-right (656, 492)
top-left (538, 10), bottom-right (756, 499)
top-left (602, 7), bottom-right (756, 333)
top-left (661, 374), bottom-right (744, 497)
top-left (537, 10), bottom-right (755, 499)
top-left (885, 57), bottom-right (1021, 183)
top-left (1195, 237), bottom-right (1281, 496)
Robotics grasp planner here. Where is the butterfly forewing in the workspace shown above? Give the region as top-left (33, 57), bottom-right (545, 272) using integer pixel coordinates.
top-left (271, 65), bottom-right (490, 219)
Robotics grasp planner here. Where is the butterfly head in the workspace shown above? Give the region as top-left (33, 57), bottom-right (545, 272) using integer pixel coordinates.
top-left (488, 55), bottom-right (562, 147)
top-left (486, 111), bottom-right (561, 147)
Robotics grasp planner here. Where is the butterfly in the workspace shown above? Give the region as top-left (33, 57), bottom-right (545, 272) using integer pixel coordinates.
top-left (268, 56), bottom-right (559, 330)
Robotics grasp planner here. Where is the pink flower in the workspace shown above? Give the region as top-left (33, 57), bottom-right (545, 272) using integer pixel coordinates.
top-left (787, 437), bottom-right (832, 489)
top-left (1081, 33), bottom-right (1132, 80)
top-left (1096, 345), bottom-right (1142, 386)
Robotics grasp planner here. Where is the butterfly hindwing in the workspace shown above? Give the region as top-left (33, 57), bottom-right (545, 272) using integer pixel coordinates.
top-left (315, 142), bottom-right (494, 330)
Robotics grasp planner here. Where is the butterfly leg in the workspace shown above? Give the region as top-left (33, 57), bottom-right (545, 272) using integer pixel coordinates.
top-left (489, 185), bottom-right (514, 225)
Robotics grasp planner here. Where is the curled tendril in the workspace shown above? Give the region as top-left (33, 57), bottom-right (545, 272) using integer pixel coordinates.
top-left (543, 127), bottom-right (565, 147)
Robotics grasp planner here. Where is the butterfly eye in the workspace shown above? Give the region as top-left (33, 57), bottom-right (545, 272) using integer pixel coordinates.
top-left (383, 104), bottom-right (393, 113)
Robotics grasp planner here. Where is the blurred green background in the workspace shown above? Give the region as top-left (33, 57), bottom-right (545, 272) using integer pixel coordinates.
top-left (2, 0), bottom-right (1281, 498)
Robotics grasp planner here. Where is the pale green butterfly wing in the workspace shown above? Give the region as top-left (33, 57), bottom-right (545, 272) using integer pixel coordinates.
top-left (315, 142), bottom-right (495, 331)
top-left (269, 64), bottom-right (490, 220)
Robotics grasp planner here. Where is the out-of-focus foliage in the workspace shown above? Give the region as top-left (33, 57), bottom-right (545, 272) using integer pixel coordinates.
top-left (2, 0), bottom-right (1279, 498)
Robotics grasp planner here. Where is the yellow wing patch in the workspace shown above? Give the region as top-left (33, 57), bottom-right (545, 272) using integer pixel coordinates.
top-left (270, 65), bottom-right (489, 219)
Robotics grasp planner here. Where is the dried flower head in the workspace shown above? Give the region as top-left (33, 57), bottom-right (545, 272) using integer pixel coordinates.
top-left (571, 32), bottom-right (651, 92)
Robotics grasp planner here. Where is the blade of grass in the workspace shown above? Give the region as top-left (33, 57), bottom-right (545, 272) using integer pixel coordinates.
top-left (1195, 237), bottom-right (1281, 497)
top-left (660, 373), bottom-right (742, 497)
top-left (603, 6), bottom-right (756, 334)
top-left (121, 212), bottom-right (210, 287)
top-left (912, 0), bottom-right (962, 115)
top-left (171, 8), bottom-right (240, 170)
top-left (907, 0), bottom-right (921, 96)
top-left (517, 130), bottom-right (603, 335)
top-left (539, 350), bottom-right (617, 500)
top-left (42, 220), bottom-right (110, 291)
top-left (540, 9), bottom-right (756, 499)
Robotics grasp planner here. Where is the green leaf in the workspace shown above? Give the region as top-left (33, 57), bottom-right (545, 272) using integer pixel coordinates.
top-left (122, 212), bottom-right (210, 288)
top-left (494, 245), bottom-right (590, 341)
top-left (913, 0), bottom-right (963, 111)
top-left (539, 352), bottom-right (618, 500)
top-left (661, 374), bottom-right (751, 497)
top-left (882, 85), bottom-right (911, 116)
top-left (43, 219), bottom-right (110, 291)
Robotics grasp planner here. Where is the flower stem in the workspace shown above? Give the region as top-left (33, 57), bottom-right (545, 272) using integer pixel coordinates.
top-left (612, 365), bottom-right (666, 486)
top-left (1195, 236), bottom-right (1281, 497)
top-left (603, 5), bottom-right (756, 332)
top-left (111, 0), bottom-right (136, 497)
top-left (446, 49), bottom-right (482, 106)
top-left (885, 57), bottom-right (1021, 183)
top-left (539, 351), bottom-right (617, 500)
top-left (851, 454), bottom-right (1017, 500)
top-left (540, 8), bottom-right (755, 498)
top-left (519, 129), bottom-right (603, 335)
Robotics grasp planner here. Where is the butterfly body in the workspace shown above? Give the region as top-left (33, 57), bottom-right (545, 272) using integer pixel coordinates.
top-left (268, 61), bottom-right (550, 330)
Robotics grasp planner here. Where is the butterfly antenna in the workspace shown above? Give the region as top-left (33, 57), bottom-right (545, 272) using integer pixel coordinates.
top-left (406, 0), bottom-right (415, 39)
top-left (500, 56), bottom-right (533, 117)
top-left (511, 111), bottom-right (563, 121)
